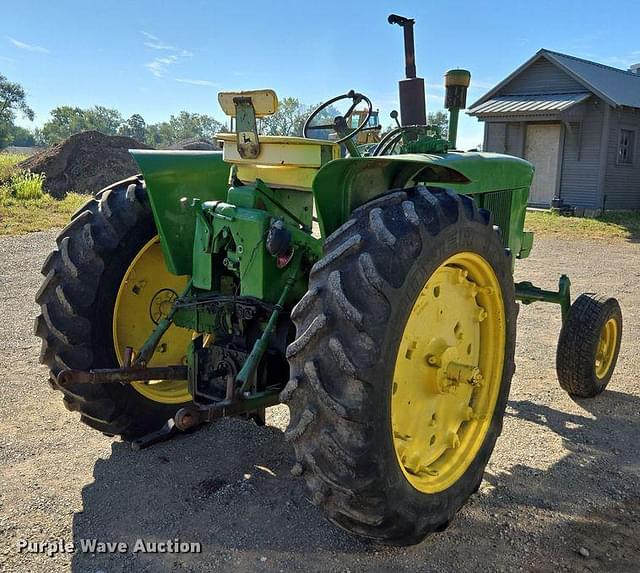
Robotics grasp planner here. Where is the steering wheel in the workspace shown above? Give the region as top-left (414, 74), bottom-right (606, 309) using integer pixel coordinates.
top-left (303, 90), bottom-right (375, 144)
top-left (372, 126), bottom-right (406, 156)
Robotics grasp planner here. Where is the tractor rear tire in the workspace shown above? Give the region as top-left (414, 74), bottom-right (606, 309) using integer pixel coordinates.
top-left (34, 176), bottom-right (193, 440)
top-left (284, 187), bottom-right (517, 545)
top-left (556, 294), bottom-right (622, 398)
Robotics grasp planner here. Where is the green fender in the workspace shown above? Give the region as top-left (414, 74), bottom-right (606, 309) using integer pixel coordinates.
top-left (130, 150), bottom-right (230, 276)
top-left (312, 151), bottom-right (534, 238)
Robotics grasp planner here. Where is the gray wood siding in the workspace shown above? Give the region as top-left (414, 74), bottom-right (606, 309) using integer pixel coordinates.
top-left (603, 108), bottom-right (640, 209)
top-left (485, 123), bottom-right (506, 153)
top-left (506, 122), bottom-right (524, 156)
top-left (498, 57), bottom-right (584, 95)
top-left (558, 100), bottom-right (604, 208)
top-left (484, 122), bottom-right (524, 156)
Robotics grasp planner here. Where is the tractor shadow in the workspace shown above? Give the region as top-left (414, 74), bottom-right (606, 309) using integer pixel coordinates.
top-left (70, 412), bottom-right (371, 572)
top-left (70, 392), bottom-right (640, 572)
top-left (499, 390), bottom-right (639, 514)
top-left (473, 391), bottom-right (639, 569)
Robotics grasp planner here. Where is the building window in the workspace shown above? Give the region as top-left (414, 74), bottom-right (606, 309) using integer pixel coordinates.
top-left (617, 129), bottom-right (635, 165)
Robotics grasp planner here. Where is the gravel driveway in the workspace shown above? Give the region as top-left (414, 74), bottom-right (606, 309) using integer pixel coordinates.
top-left (0, 230), bottom-right (638, 572)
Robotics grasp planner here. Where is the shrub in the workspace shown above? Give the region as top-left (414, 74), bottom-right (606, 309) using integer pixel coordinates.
top-left (6, 170), bottom-right (46, 200)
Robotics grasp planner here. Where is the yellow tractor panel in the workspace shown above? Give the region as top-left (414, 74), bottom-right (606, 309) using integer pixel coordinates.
top-left (217, 133), bottom-right (339, 190)
top-left (218, 90), bottom-right (279, 117)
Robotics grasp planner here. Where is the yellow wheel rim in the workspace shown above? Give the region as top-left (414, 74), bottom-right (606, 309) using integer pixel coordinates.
top-left (392, 252), bottom-right (506, 494)
top-left (113, 236), bottom-right (192, 404)
top-left (595, 317), bottom-right (617, 379)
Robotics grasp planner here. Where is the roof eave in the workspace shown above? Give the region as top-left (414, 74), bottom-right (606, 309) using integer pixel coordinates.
top-left (468, 92), bottom-right (592, 117)
top-left (468, 111), bottom-right (563, 119)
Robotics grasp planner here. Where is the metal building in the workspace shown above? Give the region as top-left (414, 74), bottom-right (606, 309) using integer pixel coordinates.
top-left (469, 49), bottom-right (640, 211)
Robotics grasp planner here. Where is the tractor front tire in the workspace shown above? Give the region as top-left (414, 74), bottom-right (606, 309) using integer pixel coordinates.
top-left (285, 187), bottom-right (517, 544)
top-left (34, 176), bottom-right (193, 440)
top-left (556, 294), bottom-right (622, 398)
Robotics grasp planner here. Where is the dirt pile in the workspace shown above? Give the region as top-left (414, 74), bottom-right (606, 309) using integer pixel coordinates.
top-left (18, 131), bottom-right (151, 198)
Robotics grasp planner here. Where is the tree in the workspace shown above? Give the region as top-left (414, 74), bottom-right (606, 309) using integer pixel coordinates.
top-left (9, 125), bottom-right (36, 146)
top-left (85, 106), bottom-right (123, 135)
top-left (428, 110), bottom-right (449, 138)
top-left (39, 106), bottom-right (89, 145)
top-left (38, 105), bottom-right (124, 145)
top-left (260, 97), bottom-right (309, 137)
top-left (144, 111), bottom-right (226, 147)
top-left (0, 74), bottom-right (35, 148)
top-left (169, 111), bottom-right (223, 141)
top-left (119, 113), bottom-right (147, 142)
top-left (260, 98), bottom-right (360, 138)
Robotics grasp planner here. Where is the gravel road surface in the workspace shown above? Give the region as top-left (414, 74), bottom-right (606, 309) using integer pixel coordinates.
top-left (0, 230), bottom-right (638, 572)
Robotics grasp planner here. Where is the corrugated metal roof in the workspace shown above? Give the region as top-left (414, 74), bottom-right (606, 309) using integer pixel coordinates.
top-left (545, 50), bottom-right (640, 109)
top-left (469, 49), bottom-right (640, 111)
top-left (468, 92), bottom-right (591, 116)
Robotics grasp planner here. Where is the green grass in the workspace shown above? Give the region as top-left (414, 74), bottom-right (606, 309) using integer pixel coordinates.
top-left (526, 209), bottom-right (640, 241)
top-left (0, 152), bottom-right (28, 180)
top-left (0, 153), bottom-right (87, 235)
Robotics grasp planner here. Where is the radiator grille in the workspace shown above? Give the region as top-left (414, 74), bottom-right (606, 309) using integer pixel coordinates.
top-left (476, 190), bottom-right (513, 247)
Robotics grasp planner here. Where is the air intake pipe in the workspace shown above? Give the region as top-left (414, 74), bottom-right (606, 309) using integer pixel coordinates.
top-left (444, 69), bottom-right (471, 149)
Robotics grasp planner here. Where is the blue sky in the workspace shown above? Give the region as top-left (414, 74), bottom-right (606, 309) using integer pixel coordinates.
top-left (2, 0), bottom-right (640, 149)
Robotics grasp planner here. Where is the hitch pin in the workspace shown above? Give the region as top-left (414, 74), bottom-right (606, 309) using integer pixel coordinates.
top-left (124, 346), bottom-right (134, 368)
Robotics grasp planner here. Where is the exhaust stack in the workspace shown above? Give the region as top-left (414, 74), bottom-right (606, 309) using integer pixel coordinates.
top-left (388, 14), bottom-right (426, 126)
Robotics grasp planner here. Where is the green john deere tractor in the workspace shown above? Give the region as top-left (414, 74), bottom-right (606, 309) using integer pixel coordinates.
top-left (35, 14), bottom-right (622, 544)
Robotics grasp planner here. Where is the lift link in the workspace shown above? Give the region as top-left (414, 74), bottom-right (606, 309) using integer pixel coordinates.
top-left (56, 280), bottom-right (193, 389)
top-left (236, 252), bottom-right (302, 395)
top-left (57, 366), bottom-right (187, 387)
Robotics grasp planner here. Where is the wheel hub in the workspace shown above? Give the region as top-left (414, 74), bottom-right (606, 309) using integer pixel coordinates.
top-left (595, 317), bottom-right (617, 379)
top-left (113, 236), bottom-right (193, 404)
top-left (392, 252), bottom-right (506, 493)
top-left (150, 288), bottom-right (178, 324)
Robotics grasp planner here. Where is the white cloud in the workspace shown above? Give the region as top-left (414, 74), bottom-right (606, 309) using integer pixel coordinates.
top-left (596, 51), bottom-right (640, 69)
top-left (142, 31), bottom-right (193, 77)
top-left (144, 40), bottom-right (176, 51)
top-left (141, 31), bottom-right (160, 41)
top-left (8, 37), bottom-right (49, 53)
top-left (175, 78), bottom-right (217, 86)
top-left (468, 79), bottom-right (497, 91)
top-left (145, 55), bottom-right (179, 77)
